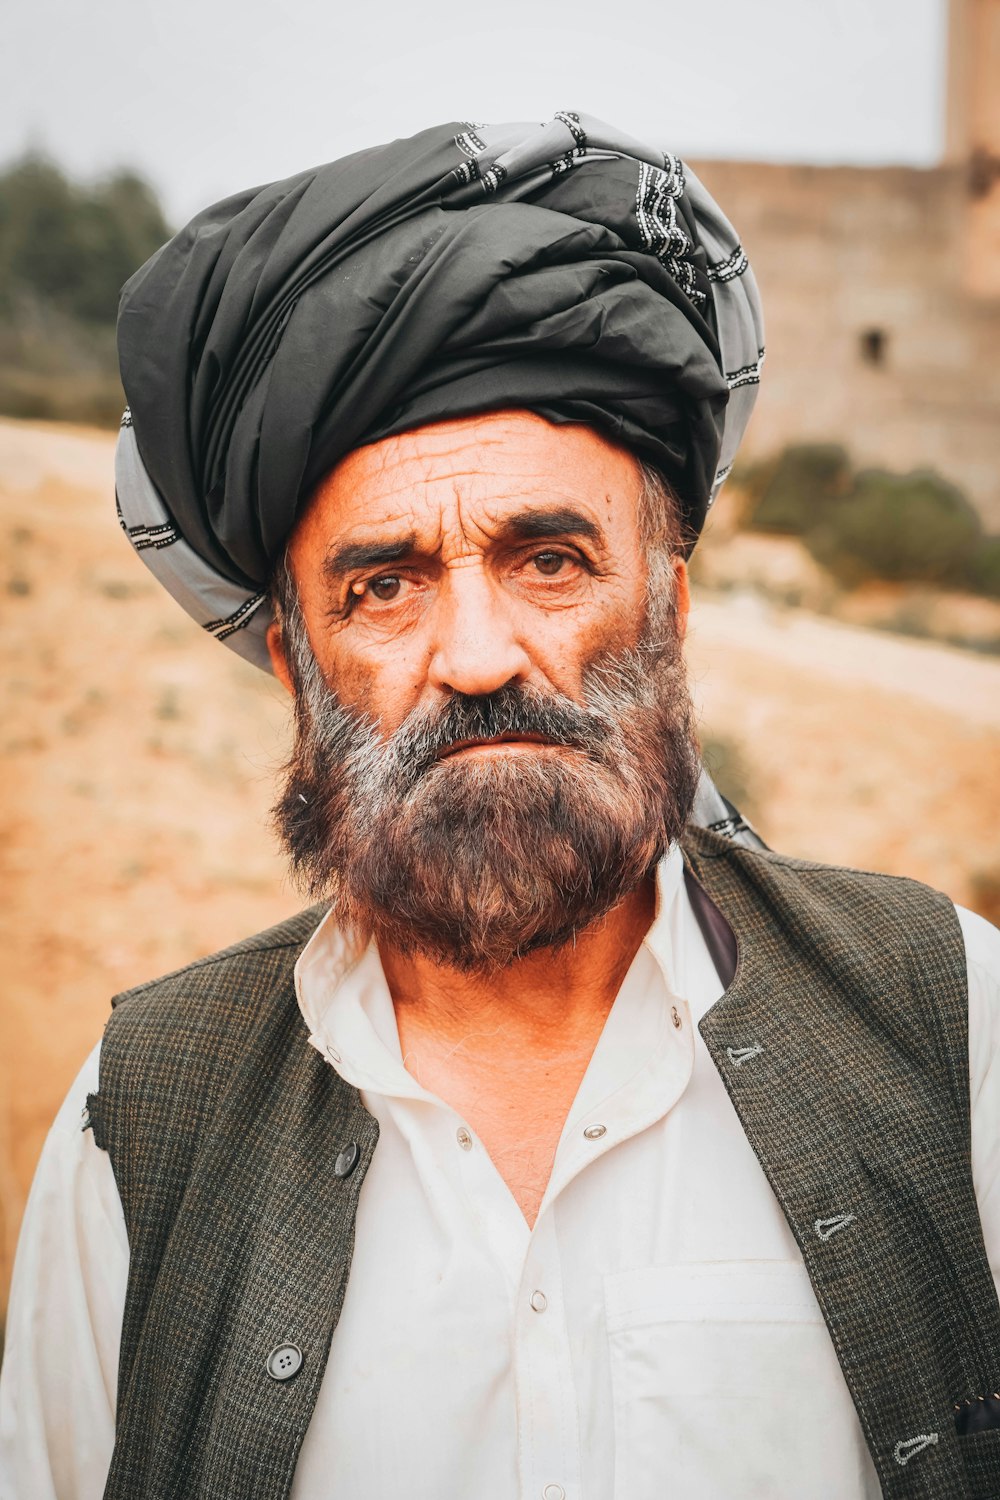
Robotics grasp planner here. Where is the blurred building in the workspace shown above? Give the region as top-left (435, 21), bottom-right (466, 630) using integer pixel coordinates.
top-left (692, 0), bottom-right (1000, 528)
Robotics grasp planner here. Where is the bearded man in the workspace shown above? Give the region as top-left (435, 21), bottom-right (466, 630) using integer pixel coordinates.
top-left (2, 115), bottom-right (999, 1500)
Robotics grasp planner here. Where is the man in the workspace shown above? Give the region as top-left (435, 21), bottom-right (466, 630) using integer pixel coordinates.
top-left (1, 114), bottom-right (999, 1500)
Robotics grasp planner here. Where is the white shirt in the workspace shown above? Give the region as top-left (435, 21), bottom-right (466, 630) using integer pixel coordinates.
top-left (2, 847), bottom-right (1000, 1500)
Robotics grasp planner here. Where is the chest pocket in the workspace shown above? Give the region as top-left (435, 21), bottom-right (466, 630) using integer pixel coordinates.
top-left (604, 1260), bottom-right (881, 1500)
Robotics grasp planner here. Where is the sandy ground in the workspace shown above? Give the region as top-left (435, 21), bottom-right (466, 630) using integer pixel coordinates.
top-left (2, 417), bottom-right (999, 1303)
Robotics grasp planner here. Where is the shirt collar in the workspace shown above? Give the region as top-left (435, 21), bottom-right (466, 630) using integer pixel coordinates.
top-left (294, 843), bottom-right (722, 1097)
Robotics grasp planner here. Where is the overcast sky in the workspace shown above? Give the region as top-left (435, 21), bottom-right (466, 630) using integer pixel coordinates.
top-left (5, 0), bottom-right (947, 226)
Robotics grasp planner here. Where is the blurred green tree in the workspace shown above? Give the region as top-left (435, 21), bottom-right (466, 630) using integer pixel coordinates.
top-left (809, 471), bottom-right (983, 590)
top-left (741, 443), bottom-right (853, 535)
top-left (742, 442), bottom-right (1000, 601)
top-left (0, 153), bottom-right (170, 423)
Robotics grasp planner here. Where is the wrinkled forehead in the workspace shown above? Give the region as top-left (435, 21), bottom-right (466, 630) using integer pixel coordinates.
top-left (292, 410), bottom-right (646, 557)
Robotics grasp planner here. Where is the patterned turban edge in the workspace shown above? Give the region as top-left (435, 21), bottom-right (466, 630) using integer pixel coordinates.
top-left (114, 111), bottom-right (765, 675)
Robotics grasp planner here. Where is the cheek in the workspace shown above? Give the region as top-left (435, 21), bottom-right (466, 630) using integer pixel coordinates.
top-left (528, 581), bottom-right (648, 693)
top-left (321, 638), bottom-right (425, 734)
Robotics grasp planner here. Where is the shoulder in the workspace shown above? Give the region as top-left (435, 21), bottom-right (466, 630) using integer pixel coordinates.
top-left (683, 824), bottom-right (957, 937)
top-left (100, 898), bottom-right (329, 1056)
top-left (91, 905), bottom-right (329, 1152)
top-left (685, 822), bottom-right (931, 890)
top-left (110, 904), bottom-right (329, 1011)
top-left (104, 903), bottom-right (328, 1038)
top-left (683, 826), bottom-right (968, 1071)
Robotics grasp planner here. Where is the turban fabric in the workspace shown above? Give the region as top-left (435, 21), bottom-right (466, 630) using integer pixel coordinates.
top-left (115, 112), bottom-right (764, 672)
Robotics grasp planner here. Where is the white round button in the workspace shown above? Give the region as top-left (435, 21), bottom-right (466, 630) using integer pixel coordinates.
top-left (266, 1343), bottom-right (303, 1381)
top-left (456, 1127), bottom-right (473, 1151)
top-left (542, 1486), bottom-right (565, 1500)
top-left (529, 1290), bottom-right (548, 1312)
top-left (583, 1123), bottom-right (606, 1140)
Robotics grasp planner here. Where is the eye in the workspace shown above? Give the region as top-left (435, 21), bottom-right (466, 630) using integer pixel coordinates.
top-left (532, 551), bottom-right (568, 577)
top-left (366, 575), bottom-right (402, 602)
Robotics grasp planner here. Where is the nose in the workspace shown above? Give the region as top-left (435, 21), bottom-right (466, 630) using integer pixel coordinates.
top-left (427, 567), bottom-right (532, 697)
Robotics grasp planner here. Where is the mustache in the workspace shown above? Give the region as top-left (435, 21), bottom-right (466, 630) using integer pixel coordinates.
top-left (376, 682), bottom-right (615, 781)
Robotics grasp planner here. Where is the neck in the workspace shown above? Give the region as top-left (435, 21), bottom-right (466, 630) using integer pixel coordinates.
top-left (380, 874), bottom-right (657, 1227)
top-left (380, 874), bottom-right (657, 1068)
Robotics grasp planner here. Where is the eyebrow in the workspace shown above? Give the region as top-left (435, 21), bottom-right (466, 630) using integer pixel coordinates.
top-left (495, 506), bottom-right (604, 546)
top-left (323, 535), bottom-right (417, 582)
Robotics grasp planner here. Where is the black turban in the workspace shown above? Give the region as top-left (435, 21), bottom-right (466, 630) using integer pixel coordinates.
top-left (115, 112), bottom-right (764, 669)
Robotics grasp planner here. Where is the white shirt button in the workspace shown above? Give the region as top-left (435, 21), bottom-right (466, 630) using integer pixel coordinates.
top-left (583, 1123), bottom-right (606, 1140)
top-left (671, 1005), bottom-right (683, 1029)
top-left (542, 1486), bottom-right (565, 1500)
top-left (456, 1126), bottom-right (473, 1151)
top-left (529, 1290), bottom-right (547, 1312)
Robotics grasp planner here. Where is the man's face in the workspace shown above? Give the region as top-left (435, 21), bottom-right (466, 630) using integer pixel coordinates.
top-left (268, 410), bottom-right (701, 970)
top-left (272, 410), bottom-right (672, 731)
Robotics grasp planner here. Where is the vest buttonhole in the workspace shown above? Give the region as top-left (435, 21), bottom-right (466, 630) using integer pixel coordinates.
top-left (814, 1212), bottom-right (856, 1241)
top-left (726, 1043), bottom-right (763, 1068)
top-left (893, 1431), bottom-right (938, 1466)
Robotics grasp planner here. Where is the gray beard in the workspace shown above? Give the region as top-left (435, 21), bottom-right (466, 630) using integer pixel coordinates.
top-left (273, 598), bottom-right (700, 972)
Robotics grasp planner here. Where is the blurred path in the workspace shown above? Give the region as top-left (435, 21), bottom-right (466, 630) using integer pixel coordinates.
top-left (0, 418), bottom-right (116, 495)
top-left (691, 593), bottom-right (1000, 729)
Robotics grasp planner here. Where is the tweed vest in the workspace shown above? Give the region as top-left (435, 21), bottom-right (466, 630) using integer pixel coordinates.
top-left (87, 827), bottom-right (1000, 1500)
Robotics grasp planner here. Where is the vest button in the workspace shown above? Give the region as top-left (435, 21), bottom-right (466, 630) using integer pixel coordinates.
top-left (334, 1141), bottom-right (360, 1178)
top-left (266, 1343), bottom-right (303, 1381)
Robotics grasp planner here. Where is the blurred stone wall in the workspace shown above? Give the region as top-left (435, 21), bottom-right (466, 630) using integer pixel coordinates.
top-left (691, 157), bottom-right (1000, 529)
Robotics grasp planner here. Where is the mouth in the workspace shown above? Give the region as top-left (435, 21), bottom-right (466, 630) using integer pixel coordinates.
top-left (436, 733), bottom-right (562, 761)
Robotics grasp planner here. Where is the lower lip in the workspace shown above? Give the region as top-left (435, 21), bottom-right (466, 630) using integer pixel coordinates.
top-left (441, 740), bottom-right (558, 759)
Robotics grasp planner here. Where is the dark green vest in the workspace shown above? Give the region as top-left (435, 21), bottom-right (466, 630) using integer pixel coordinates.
top-left (87, 828), bottom-right (1000, 1499)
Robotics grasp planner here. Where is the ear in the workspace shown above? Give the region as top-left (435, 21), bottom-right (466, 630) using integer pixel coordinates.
top-left (672, 555), bottom-right (691, 639)
top-left (266, 619), bottom-right (294, 696)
